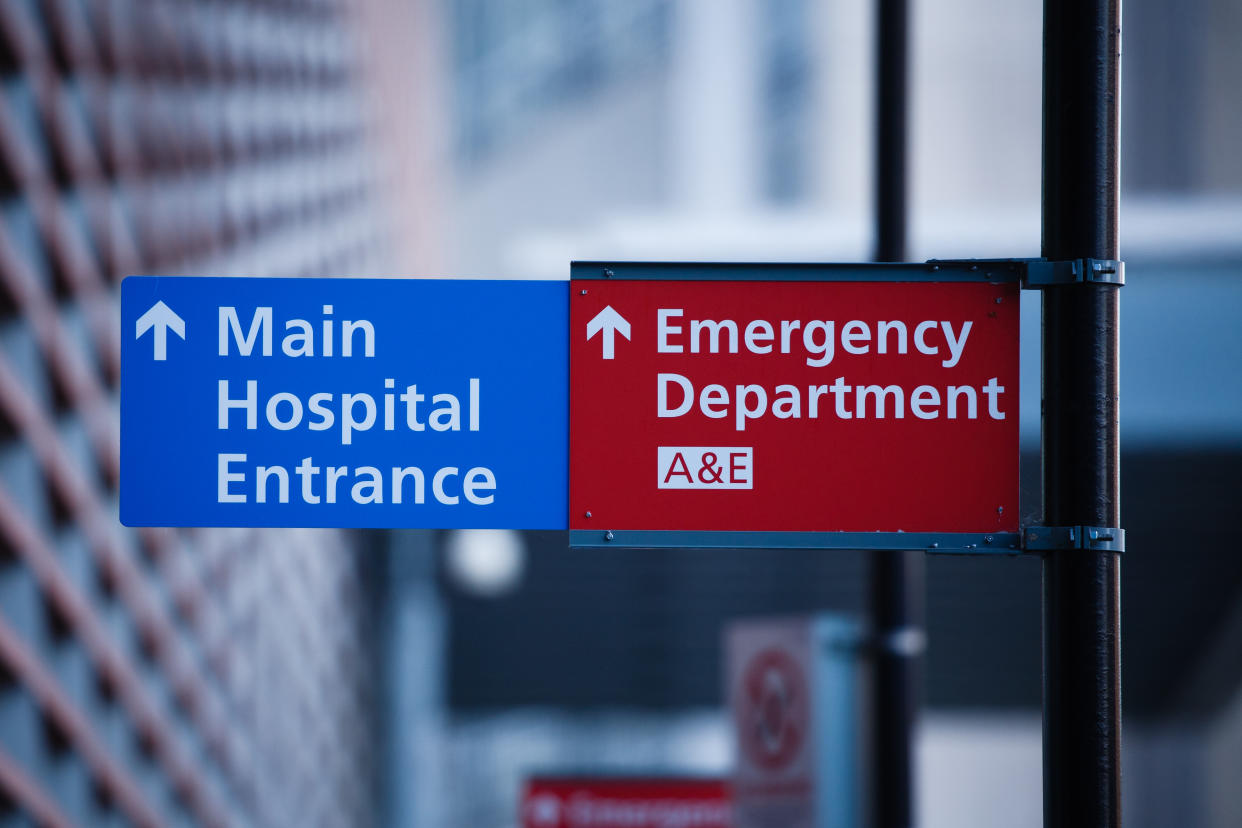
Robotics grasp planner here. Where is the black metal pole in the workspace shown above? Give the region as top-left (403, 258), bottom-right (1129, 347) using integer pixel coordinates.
top-left (1041, 0), bottom-right (1122, 825)
top-left (871, 1), bottom-right (921, 826)
top-left (875, 0), bottom-right (907, 264)
top-left (868, 549), bottom-right (922, 828)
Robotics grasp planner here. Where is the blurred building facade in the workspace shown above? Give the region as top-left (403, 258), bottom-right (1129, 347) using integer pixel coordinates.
top-left (0, 1), bottom-right (387, 826)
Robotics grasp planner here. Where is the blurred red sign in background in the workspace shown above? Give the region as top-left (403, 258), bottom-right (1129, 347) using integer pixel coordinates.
top-left (521, 778), bottom-right (732, 828)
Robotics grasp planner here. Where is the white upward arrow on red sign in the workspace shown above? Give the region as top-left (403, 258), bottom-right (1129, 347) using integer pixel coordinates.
top-left (586, 305), bottom-right (630, 360)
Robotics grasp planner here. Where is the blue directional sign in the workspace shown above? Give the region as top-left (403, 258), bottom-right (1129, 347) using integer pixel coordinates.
top-left (121, 277), bottom-right (567, 528)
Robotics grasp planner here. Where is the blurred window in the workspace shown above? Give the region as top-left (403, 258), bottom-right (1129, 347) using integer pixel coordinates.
top-left (446, 0), bottom-right (673, 162)
top-left (762, 0), bottom-right (813, 203)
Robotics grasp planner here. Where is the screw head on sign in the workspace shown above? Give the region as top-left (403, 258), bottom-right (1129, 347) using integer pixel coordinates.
top-left (605, 531), bottom-right (614, 541)
top-left (603, 268), bottom-right (613, 278)
top-left (580, 289), bottom-right (588, 295)
top-left (985, 535), bottom-right (993, 543)
top-left (998, 506), bottom-right (1004, 514)
top-left (584, 511), bottom-right (592, 518)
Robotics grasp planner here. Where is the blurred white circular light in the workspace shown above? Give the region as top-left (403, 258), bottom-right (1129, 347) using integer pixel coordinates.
top-left (444, 529), bottom-right (526, 597)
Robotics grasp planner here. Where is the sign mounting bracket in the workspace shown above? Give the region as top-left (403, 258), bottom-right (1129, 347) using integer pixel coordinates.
top-left (575, 257), bottom-right (1125, 288)
top-left (1021, 525), bottom-right (1126, 553)
top-left (569, 526), bottom-right (1125, 554)
top-left (1021, 258), bottom-right (1125, 288)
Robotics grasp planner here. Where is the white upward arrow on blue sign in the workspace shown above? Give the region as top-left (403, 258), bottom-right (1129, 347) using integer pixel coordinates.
top-left (135, 300), bottom-right (185, 361)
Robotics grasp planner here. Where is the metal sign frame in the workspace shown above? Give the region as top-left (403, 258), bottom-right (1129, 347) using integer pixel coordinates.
top-left (568, 258), bottom-right (1123, 554)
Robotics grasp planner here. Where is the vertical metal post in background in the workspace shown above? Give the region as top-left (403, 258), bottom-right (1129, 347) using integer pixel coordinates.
top-left (1041, 0), bottom-right (1122, 825)
top-left (874, 0), bottom-right (908, 265)
top-left (871, 0), bottom-right (921, 826)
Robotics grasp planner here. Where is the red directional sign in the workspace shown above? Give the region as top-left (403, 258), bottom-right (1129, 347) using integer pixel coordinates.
top-left (570, 267), bottom-right (1020, 536)
top-left (521, 778), bottom-right (731, 828)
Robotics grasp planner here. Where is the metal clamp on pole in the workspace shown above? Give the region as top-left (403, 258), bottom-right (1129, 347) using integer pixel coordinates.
top-left (1023, 258), bottom-right (1125, 288)
top-left (1022, 525), bottom-right (1125, 553)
